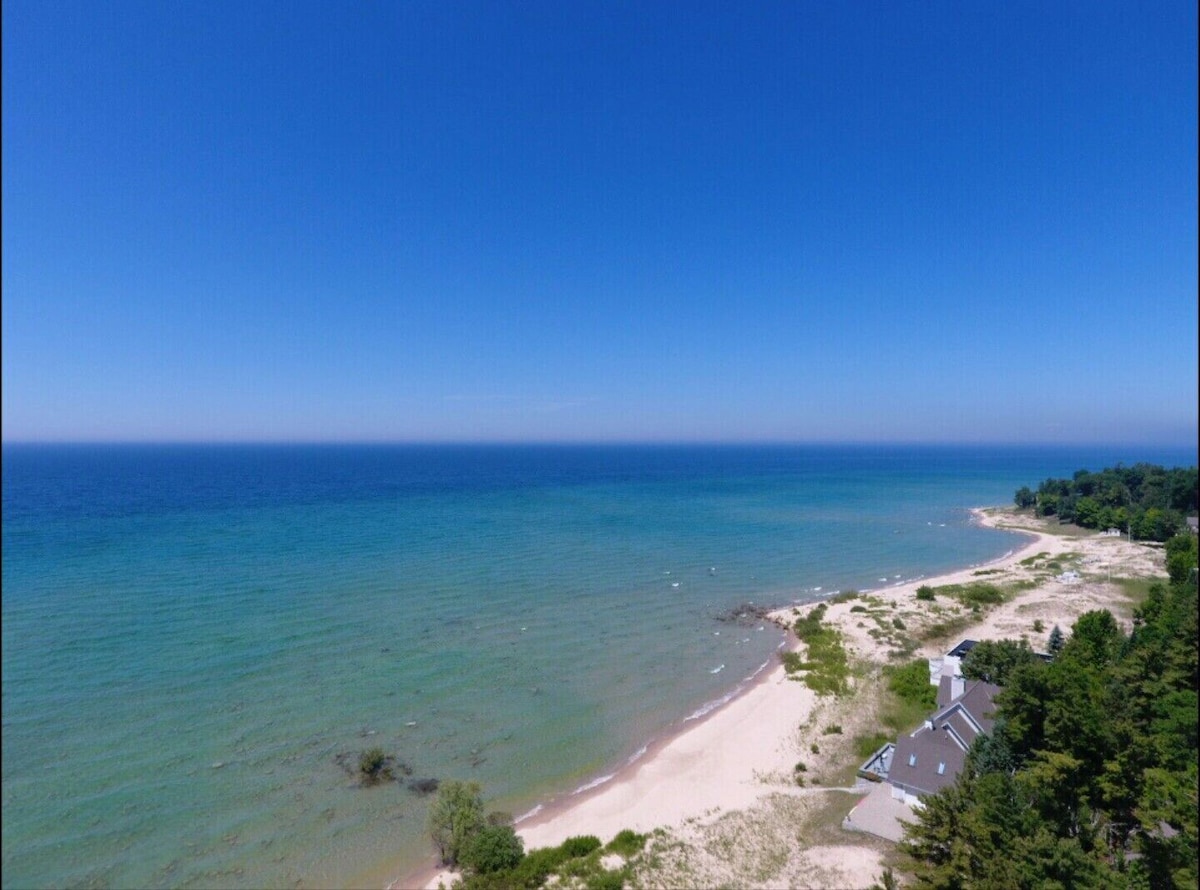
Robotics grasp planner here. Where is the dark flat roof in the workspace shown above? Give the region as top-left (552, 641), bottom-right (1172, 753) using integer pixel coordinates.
top-left (946, 639), bottom-right (978, 658)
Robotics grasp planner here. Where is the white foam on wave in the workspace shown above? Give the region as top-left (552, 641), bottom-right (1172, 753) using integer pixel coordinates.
top-left (710, 664), bottom-right (725, 674)
top-left (684, 689), bottom-right (737, 722)
top-left (626, 744), bottom-right (649, 765)
top-left (744, 659), bottom-right (770, 681)
top-left (515, 804), bottom-right (544, 823)
top-left (572, 773), bottom-right (616, 794)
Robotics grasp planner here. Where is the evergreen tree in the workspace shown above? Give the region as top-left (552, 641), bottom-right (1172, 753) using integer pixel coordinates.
top-left (1047, 624), bottom-right (1065, 656)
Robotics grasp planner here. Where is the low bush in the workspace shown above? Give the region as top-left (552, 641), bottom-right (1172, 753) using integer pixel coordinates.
top-left (957, 583), bottom-right (1004, 606)
top-left (460, 824), bottom-right (524, 875)
top-left (780, 651), bottom-right (804, 673)
top-left (560, 835), bottom-right (602, 858)
top-left (885, 658), bottom-right (937, 710)
top-left (358, 747), bottom-right (394, 784)
top-left (919, 614), bottom-right (975, 644)
top-left (586, 870), bottom-right (626, 890)
top-left (511, 846), bottom-right (569, 886)
top-left (915, 585), bottom-right (935, 601)
top-left (789, 604), bottom-right (851, 696)
top-left (823, 723), bottom-right (843, 734)
top-left (605, 829), bottom-right (647, 857)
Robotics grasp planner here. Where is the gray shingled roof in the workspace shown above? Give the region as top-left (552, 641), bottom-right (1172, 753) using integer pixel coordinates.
top-left (889, 679), bottom-right (999, 798)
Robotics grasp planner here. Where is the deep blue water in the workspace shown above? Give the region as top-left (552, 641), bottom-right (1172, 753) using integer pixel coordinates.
top-left (3, 443), bottom-right (1194, 888)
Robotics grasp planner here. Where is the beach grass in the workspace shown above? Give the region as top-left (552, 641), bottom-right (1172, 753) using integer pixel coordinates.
top-left (784, 605), bottom-right (851, 696)
top-left (1112, 576), bottom-right (1159, 605)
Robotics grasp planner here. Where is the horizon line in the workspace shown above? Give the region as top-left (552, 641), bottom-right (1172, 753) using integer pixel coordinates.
top-left (3, 438), bottom-right (1197, 451)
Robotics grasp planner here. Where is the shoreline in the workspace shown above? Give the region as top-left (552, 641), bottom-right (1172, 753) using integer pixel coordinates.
top-left (394, 630), bottom-right (799, 890)
top-left (393, 507), bottom-right (1159, 889)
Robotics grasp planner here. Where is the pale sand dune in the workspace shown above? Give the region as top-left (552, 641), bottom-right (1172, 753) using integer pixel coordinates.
top-left (402, 509), bottom-right (1163, 889)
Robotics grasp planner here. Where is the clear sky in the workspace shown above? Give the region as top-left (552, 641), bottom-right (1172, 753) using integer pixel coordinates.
top-left (3, 1), bottom-right (1197, 444)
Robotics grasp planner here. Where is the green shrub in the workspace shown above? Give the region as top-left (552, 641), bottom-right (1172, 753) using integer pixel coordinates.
top-left (357, 743), bottom-right (405, 782)
top-left (1032, 619), bottom-right (1045, 633)
top-left (794, 604), bottom-right (829, 639)
top-left (957, 583), bottom-right (1004, 606)
top-left (427, 780), bottom-right (485, 866)
top-left (885, 658), bottom-right (937, 709)
top-left (789, 604), bottom-right (851, 696)
top-left (460, 824), bottom-right (525, 875)
top-left (793, 761), bottom-right (808, 772)
top-left (919, 614), bottom-right (975, 644)
top-left (823, 723), bottom-right (843, 734)
top-left (586, 870), bottom-right (626, 890)
top-left (850, 604), bottom-right (868, 613)
top-left (605, 829), bottom-right (647, 857)
top-left (916, 585), bottom-right (935, 601)
top-left (509, 846), bottom-right (569, 887)
top-left (780, 651), bottom-right (804, 673)
top-left (810, 742), bottom-right (820, 754)
top-left (459, 870), bottom-right (523, 890)
top-left (560, 835), bottom-right (602, 858)
top-left (359, 747), bottom-right (385, 773)
top-left (892, 617), bottom-right (906, 630)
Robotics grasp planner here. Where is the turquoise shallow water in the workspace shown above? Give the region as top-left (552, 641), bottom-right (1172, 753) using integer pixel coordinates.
top-left (2, 443), bottom-right (1194, 889)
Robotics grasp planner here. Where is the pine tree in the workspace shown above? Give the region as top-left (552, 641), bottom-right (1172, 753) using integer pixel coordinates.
top-left (1047, 624), bottom-right (1065, 657)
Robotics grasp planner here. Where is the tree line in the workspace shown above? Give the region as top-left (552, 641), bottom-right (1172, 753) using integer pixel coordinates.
top-left (1014, 463), bottom-right (1197, 541)
top-left (901, 533), bottom-right (1198, 888)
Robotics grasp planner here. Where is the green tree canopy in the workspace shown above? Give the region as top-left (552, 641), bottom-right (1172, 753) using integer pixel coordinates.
top-left (961, 638), bottom-right (1040, 685)
top-left (428, 780), bottom-right (486, 867)
top-left (903, 568), bottom-right (1198, 889)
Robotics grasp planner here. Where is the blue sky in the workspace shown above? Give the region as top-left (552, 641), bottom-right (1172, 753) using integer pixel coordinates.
top-left (3, 1), bottom-right (1197, 444)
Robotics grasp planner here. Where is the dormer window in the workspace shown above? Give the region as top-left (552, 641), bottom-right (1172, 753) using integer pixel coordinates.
top-left (908, 754), bottom-right (917, 766)
top-left (937, 762), bottom-right (946, 775)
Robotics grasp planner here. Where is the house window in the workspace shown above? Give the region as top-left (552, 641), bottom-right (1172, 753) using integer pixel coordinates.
top-left (908, 754), bottom-right (917, 767)
top-left (937, 762), bottom-right (946, 775)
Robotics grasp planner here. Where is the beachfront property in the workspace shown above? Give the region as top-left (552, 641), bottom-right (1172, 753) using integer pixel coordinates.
top-left (858, 640), bottom-right (999, 807)
top-left (926, 638), bottom-right (977, 686)
top-left (887, 679), bottom-right (1000, 806)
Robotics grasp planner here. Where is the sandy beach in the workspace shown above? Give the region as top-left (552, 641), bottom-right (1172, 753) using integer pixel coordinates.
top-left (399, 507), bottom-right (1167, 890)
